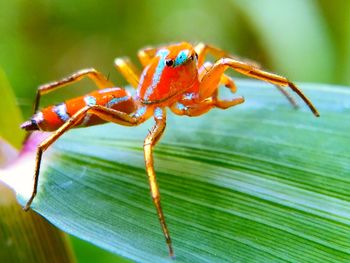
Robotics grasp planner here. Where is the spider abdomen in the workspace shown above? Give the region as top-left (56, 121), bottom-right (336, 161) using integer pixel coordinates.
top-left (22, 87), bottom-right (135, 132)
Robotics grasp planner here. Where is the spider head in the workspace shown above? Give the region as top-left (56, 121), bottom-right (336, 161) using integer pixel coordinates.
top-left (164, 42), bottom-right (198, 68)
top-left (138, 42), bottom-right (199, 104)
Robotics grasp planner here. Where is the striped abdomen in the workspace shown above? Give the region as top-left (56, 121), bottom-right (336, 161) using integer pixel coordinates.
top-left (22, 87), bottom-right (135, 132)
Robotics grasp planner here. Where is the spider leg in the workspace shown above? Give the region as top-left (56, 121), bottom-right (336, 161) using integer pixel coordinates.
top-left (33, 68), bottom-right (114, 114)
top-left (195, 43), bottom-right (298, 107)
top-left (23, 104), bottom-right (148, 211)
top-left (199, 62), bottom-right (237, 93)
top-left (194, 42), bottom-right (230, 67)
top-left (143, 107), bottom-right (174, 257)
top-left (137, 46), bottom-right (158, 67)
top-left (194, 42), bottom-right (261, 68)
top-left (199, 58), bottom-right (320, 117)
top-left (274, 84), bottom-right (299, 109)
top-left (215, 96), bottom-right (245, 110)
top-left (170, 96), bottom-right (244, 117)
top-left (199, 60), bottom-right (298, 108)
top-left (114, 57), bottom-right (141, 88)
top-left (170, 99), bottom-right (213, 116)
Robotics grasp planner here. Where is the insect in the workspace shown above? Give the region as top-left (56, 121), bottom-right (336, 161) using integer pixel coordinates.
top-left (21, 42), bottom-right (319, 257)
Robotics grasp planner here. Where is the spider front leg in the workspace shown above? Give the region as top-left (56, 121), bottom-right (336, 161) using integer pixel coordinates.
top-left (194, 42), bottom-right (261, 69)
top-left (199, 62), bottom-right (237, 94)
top-left (194, 43), bottom-right (230, 68)
top-left (199, 58), bottom-right (320, 117)
top-left (143, 107), bottom-right (174, 257)
top-left (33, 68), bottom-right (114, 114)
top-left (200, 61), bottom-right (297, 108)
top-left (23, 105), bottom-right (147, 211)
top-left (171, 96), bottom-right (244, 117)
top-left (114, 57), bottom-right (141, 88)
top-left (195, 43), bottom-right (298, 108)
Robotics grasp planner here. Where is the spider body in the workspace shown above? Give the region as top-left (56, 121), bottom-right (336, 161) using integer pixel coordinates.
top-left (24, 87), bottom-right (135, 131)
top-left (21, 42), bottom-right (319, 257)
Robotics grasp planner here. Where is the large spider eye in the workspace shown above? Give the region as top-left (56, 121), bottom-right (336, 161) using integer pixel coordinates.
top-left (189, 54), bottom-right (194, 61)
top-left (195, 52), bottom-right (198, 59)
top-left (166, 59), bottom-right (174, 67)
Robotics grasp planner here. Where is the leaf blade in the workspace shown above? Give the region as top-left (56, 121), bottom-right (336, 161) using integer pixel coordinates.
top-left (7, 80), bottom-right (350, 262)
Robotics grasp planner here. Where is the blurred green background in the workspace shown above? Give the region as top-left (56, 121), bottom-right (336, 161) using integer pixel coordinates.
top-left (1, 0), bottom-right (350, 119)
top-left (0, 0), bottom-right (349, 262)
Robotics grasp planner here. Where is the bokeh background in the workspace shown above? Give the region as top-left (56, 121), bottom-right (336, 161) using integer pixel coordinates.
top-left (1, 0), bottom-right (350, 118)
top-left (1, 0), bottom-right (349, 262)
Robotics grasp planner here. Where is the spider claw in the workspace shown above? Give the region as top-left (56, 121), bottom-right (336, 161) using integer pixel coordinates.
top-left (23, 202), bottom-right (31, 212)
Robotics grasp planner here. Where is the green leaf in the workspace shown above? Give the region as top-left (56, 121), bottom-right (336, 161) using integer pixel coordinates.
top-left (5, 80), bottom-right (350, 262)
top-left (0, 68), bottom-right (24, 149)
top-left (70, 236), bottom-right (133, 263)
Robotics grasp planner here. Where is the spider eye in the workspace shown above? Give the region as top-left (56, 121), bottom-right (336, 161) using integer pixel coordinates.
top-left (195, 52), bottom-right (198, 59)
top-left (166, 59), bottom-right (174, 67)
top-left (189, 54), bottom-right (194, 61)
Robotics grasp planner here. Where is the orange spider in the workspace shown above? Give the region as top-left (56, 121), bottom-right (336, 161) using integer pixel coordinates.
top-left (21, 42), bottom-right (319, 257)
